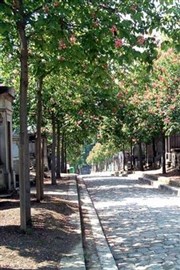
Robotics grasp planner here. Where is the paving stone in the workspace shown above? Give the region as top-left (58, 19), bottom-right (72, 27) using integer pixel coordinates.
top-left (82, 173), bottom-right (180, 270)
top-left (117, 262), bottom-right (136, 270)
top-left (136, 247), bottom-right (150, 254)
top-left (163, 261), bottom-right (175, 269)
top-left (146, 265), bottom-right (164, 270)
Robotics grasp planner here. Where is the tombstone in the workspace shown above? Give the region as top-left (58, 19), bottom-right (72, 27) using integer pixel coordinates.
top-left (171, 148), bottom-right (180, 170)
top-left (12, 133), bottom-right (19, 182)
top-left (0, 86), bottom-right (15, 193)
top-left (12, 132), bottom-right (49, 183)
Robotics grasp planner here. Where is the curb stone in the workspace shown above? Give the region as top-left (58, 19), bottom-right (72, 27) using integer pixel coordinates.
top-left (139, 176), bottom-right (180, 196)
top-left (159, 183), bottom-right (180, 196)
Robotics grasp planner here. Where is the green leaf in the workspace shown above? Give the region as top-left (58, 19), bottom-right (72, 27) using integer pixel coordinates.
top-left (161, 40), bottom-right (171, 51)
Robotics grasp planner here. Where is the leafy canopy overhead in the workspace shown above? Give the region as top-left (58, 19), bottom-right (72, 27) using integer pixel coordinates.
top-left (1, 0), bottom-right (179, 68)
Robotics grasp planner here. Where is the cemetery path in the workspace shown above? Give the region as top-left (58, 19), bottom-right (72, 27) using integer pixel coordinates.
top-left (81, 173), bottom-right (180, 270)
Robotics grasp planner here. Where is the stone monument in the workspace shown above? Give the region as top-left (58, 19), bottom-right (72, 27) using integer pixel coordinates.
top-left (0, 85), bottom-right (15, 193)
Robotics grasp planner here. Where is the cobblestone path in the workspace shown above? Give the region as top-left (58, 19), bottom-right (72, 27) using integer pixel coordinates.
top-left (83, 175), bottom-right (180, 270)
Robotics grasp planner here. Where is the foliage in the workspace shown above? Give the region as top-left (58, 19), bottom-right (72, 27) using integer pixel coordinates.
top-left (120, 48), bottom-right (180, 145)
top-left (86, 141), bottom-right (118, 165)
top-left (146, 48), bottom-right (180, 135)
top-left (91, 48), bottom-right (180, 162)
top-left (0, 0), bottom-right (179, 169)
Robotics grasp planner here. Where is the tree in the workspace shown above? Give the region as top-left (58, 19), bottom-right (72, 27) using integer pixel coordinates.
top-left (119, 49), bottom-right (180, 173)
top-left (1, 0), bottom-right (179, 231)
top-left (144, 48), bottom-right (180, 173)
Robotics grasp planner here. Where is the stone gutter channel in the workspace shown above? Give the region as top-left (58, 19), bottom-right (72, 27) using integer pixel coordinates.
top-left (77, 175), bottom-right (118, 270)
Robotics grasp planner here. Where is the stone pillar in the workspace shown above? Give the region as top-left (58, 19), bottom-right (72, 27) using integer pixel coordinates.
top-left (0, 86), bottom-right (14, 192)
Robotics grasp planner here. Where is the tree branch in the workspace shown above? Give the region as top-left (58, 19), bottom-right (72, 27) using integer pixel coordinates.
top-left (25, 5), bottom-right (44, 21)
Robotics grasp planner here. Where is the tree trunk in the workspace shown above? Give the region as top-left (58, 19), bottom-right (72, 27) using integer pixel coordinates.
top-left (64, 138), bottom-right (67, 173)
top-left (130, 140), bottom-right (133, 170)
top-left (51, 112), bottom-right (56, 184)
top-left (16, 14), bottom-right (31, 231)
top-left (61, 133), bottom-right (66, 173)
top-left (162, 133), bottom-right (166, 174)
top-left (41, 137), bottom-right (45, 184)
top-left (145, 143), bottom-right (148, 167)
top-left (56, 121), bottom-right (61, 178)
top-left (139, 142), bottom-right (144, 171)
top-left (152, 137), bottom-right (156, 168)
top-left (122, 145), bottom-right (125, 171)
top-left (36, 76), bottom-right (44, 201)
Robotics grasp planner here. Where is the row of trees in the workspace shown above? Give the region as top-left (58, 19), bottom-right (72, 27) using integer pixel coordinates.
top-left (0, 1), bottom-right (179, 230)
top-left (86, 48), bottom-right (180, 172)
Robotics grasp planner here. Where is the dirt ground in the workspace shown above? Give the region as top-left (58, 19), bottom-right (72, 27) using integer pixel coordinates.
top-left (0, 179), bottom-right (80, 270)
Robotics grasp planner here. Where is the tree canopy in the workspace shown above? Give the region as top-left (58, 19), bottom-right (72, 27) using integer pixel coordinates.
top-left (0, 0), bottom-right (179, 230)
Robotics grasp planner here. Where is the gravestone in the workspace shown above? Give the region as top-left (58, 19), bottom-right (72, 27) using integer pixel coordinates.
top-left (0, 86), bottom-right (15, 193)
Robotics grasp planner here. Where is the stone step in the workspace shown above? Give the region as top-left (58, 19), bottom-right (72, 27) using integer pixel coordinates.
top-left (139, 177), bottom-right (180, 196)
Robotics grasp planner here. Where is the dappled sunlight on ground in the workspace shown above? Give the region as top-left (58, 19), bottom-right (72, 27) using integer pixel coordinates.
top-left (83, 175), bottom-right (180, 269)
